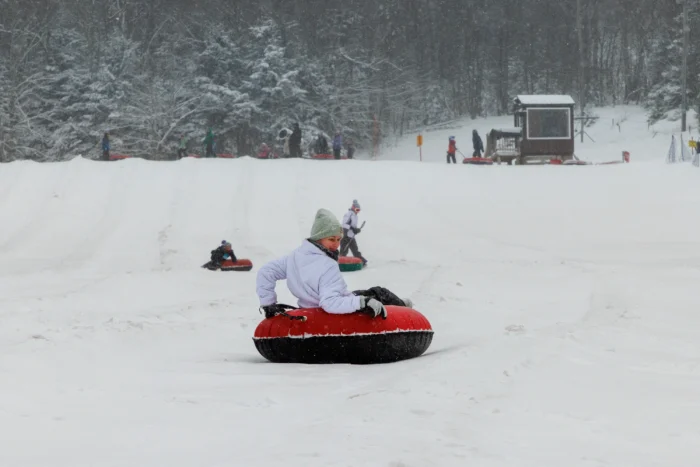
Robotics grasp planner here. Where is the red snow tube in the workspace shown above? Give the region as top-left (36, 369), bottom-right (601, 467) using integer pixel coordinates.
top-left (220, 259), bottom-right (253, 271)
top-left (462, 157), bottom-right (493, 165)
top-left (339, 256), bottom-right (363, 272)
top-left (253, 306), bottom-right (433, 364)
top-left (109, 154), bottom-right (132, 161)
top-left (217, 153), bottom-right (236, 159)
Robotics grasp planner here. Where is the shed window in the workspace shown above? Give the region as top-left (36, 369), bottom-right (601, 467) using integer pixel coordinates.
top-left (526, 108), bottom-right (570, 140)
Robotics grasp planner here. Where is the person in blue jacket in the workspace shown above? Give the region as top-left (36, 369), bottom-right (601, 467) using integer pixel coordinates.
top-left (101, 133), bottom-right (110, 161)
top-left (332, 131), bottom-right (343, 159)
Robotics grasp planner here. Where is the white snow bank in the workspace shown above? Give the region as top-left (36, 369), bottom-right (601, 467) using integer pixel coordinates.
top-left (1, 155), bottom-right (699, 466)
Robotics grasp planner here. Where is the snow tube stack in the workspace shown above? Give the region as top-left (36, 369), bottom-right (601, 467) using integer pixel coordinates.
top-left (253, 306), bottom-right (433, 364)
top-left (220, 259), bottom-right (253, 271)
top-left (339, 256), bottom-right (363, 272)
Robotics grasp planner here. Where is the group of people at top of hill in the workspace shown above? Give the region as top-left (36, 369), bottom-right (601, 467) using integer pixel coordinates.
top-left (101, 128), bottom-right (220, 160)
top-left (446, 130), bottom-right (484, 164)
top-left (101, 125), bottom-right (488, 163)
top-left (102, 125), bottom-right (354, 160)
top-left (176, 128), bottom-right (218, 159)
top-left (309, 131), bottom-right (355, 159)
top-left (259, 126), bottom-right (355, 160)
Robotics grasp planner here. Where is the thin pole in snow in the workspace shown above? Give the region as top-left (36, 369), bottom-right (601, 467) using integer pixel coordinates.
top-left (682, 0), bottom-right (689, 132)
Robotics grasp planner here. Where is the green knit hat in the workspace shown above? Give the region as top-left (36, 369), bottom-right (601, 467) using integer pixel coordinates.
top-left (309, 209), bottom-right (343, 241)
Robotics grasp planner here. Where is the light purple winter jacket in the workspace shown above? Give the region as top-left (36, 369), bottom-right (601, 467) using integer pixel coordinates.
top-left (256, 240), bottom-right (362, 314)
top-left (333, 134), bottom-right (342, 150)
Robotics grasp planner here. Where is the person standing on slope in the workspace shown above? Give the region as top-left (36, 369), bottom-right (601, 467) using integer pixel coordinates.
top-left (256, 209), bottom-right (412, 319)
top-left (101, 133), bottom-right (110, 161)
top-left (472, 130), bottom-right (484, 158)
top-left (447, 136), bottom-right (457, 164)
top-left (177, 135), bottom-right (188, 159)
top-left (203, 128), bottom-right (216, 158)
top-left (340, 199), bottom-right (367, 266)
top-left (315, 133), bottom-right (329, 155)
top-left (278, 128), bottom-right (292, 158)
top-left (346, 138), bottom-right (356, 159)
top-left (289, 123), bottom-right (302, 158)
top-left (332, 131), bottom-right (343, 159)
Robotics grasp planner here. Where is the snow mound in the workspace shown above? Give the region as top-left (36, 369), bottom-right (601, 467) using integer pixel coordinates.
top-left (1, 141), bottom-right (699, 465)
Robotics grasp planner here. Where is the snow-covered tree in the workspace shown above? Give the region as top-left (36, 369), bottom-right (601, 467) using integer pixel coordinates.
top-left (645, 6), bottom-right (699, 124)
top-left (1, 0), bottom-right (698, 160)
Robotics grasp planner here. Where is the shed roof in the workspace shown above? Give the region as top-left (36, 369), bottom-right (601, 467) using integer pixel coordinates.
top-left (493, 127), bottom-right (522, 134)
top-left (514, 95), bottom-right (575, 105)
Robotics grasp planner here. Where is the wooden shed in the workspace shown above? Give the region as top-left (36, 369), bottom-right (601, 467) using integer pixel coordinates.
top-left (512, 95), bottom-right (575, 164)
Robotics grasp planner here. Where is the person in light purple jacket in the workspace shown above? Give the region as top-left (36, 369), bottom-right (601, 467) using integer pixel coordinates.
top-left (256, 209), bottom-right (412, 319)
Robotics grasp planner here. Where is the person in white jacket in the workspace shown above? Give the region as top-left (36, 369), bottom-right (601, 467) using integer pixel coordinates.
top-left (278, 128), bottom-right (291, 158)
top-left (340, 199), bottom-right (367, 265)
top-left (256, 209), bottom-right (411, 320)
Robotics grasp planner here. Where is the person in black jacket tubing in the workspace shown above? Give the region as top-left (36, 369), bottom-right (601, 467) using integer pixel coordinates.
top-left (202, 240), bottom-right (238, 270)
top-left (472, 130), bottom-right (484, 158)
top-left (289, 123), bottom-right (302, 158)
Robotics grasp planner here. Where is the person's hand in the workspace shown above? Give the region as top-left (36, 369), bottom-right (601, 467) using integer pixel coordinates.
top-left (359, 297), bottom-right (387, 319)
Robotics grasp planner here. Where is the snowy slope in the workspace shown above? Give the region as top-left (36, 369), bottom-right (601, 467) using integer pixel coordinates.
top-left (2, 114), bottom-right (700, 466)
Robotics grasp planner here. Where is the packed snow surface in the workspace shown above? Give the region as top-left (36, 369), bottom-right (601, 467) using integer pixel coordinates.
top-left (1, 106), bottom-right (699, 466)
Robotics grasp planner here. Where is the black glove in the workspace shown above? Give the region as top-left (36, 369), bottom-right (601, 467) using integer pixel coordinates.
top-left (260, 304), bottom-right (307, 321)
top-left (261, 304), bottom-right (290, 319)
top-left (352, 227), bottom-right (361, 234)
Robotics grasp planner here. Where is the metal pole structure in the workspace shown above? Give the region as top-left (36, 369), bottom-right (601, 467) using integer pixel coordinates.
top-left (577, 0), bottom-right (585, 143)
top-left (682, 0), bottom-right (688, 132)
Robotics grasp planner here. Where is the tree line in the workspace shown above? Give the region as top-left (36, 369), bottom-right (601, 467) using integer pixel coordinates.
top-left (0, 0), bottom-right (697, 161)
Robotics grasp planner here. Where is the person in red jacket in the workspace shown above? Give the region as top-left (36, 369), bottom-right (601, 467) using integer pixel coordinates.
top-left (447, 136), bottom-right (457, 164)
